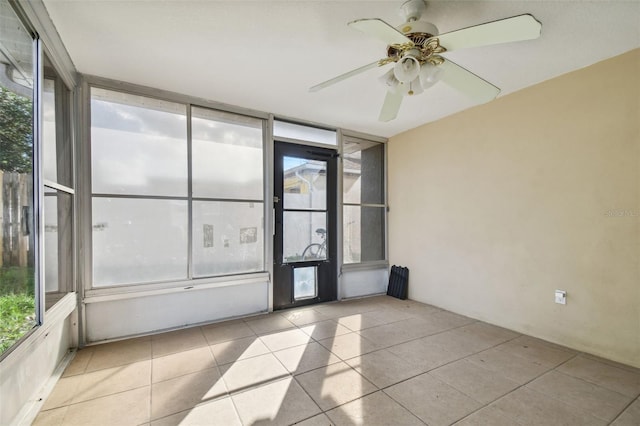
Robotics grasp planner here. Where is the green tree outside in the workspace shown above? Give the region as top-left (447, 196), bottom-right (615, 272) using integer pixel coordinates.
top-left (1, 84), bottom-right (36, 356)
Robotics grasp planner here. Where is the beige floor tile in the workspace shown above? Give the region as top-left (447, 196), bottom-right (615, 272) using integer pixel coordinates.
top-left (495, 336), bottom-right (576, 368)
top-left (151, 327), bottom-right (208, 357)
top-left (336, 312), bottom-right (390, 332)
top-left (259, 328), bottom-right (313, 352)
top-left (201, 320), bottom-right (255, 345)
top-left (84, 337), bottom-right (152, 372)
top-left (152, 346), bottom-right (216, 383)
top-left (426, 328), bottom-right (492, 358)
top-left (368, 307), bottom-right (416, 324)
top-left (455, 322), bottom-right (520, 348)
top-left (453, 405), bottom-right (519, 426)
top-left (63, 386), bottom-right (150, 426)
top-left (430, 359), bottom-right (520, 404)
top-left (293, 413), bottom-right (334, 426)
top-left (150, 396), bottom-right (241, 426)
top-left (345, 349), bottom-right (426, 388)
top-left (611, 397), bottom-right (640, 426)
top-left (581, 353), bottom-right (640, 375)
top-left (280, 308), bottom-right (331, 326)
top-left (61, 348), bottom-right (94, 377)
top-left (492, 386), bottom-right (607, 426)
top-left (299, 319), bottom-right (351, 340)
top-left (314, 303), bottom-right (373, 319)
top-left (245, 313), bottom-right (296, 335)
top-left (32, 406), bottom-right (68, 426)
top-left (295, 362), bottom-right (378, 411)
top-left (151, 367), bottom-right (227, 420)
top-left (210, 335), bottom-right (270, 365)
top-left (232, 377), bottom-right (321, 425)
top-left (557, 355), bottom-right (640, 398)
top-left (385, 373), bottom-right (482, 426)
top-left (387, 335), bottom-right (460, 371)
top-left (527, 371), bottom-right (634, 421)
top-left (427, 310), bottom-right (476, 329)
top-left (41, 375), bottom-right (83, 410)
top-left (317, 332), bottom-right (382, 360)
top-left (274, 341), bottom-right (341, 374)
top-left (326, 391), bottom-right (423, 426)
top-left (71, 360), bottom-right (151, 404)
top-left (219, 353), bottom-right (289, 393)
top-left (396, 302), bottom-right (442, 318)
top-left (357, 317), bottom-right (435, 348)
top-left (466, 347), bottom-right (552, 384)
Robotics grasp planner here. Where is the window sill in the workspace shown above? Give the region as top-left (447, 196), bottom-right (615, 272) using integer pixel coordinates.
top-left (341, 261), bottom-right (389, 273)
top-left (84, 272), bottom-right (270, 303)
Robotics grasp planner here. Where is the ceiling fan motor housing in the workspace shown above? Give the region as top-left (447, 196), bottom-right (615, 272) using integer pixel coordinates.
top-left (388, 20), bottom-right (440, 60)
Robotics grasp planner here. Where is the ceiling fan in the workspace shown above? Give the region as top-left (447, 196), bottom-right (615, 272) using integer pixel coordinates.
top-left (309, 0), bottom-right (542, 122)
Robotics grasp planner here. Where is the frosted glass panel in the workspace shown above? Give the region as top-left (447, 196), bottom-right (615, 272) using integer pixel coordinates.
top-left (42, 78), bottom-right (57, 183)
top-left (283, 212), bottom-right (327, 262)
top-left (274, 121), bottom-right (336, 145)
top-left (92, 198), bottom-right (188, 286)
top-left (44, 194), bottom-right (58, 291)
top-left (344, 206), bottom-right (385, 263)
top-left (192, 201), bottom-right (264, 277)
top-left (44, 191), bottom-right (73, 308)
top-left (192, 107), bottom-right (263, 200)
top-left (283, 156), bottom-right (326, 210)
top-left (91, 88), bottom-right (188, 196)
top-left (294, 267), bottom-right (317, 300)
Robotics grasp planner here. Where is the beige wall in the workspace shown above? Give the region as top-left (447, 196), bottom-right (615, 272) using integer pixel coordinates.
top-left (388, 49), bottom-right (639, 368)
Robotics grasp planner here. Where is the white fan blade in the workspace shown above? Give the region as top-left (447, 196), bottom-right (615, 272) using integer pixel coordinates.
top-left (349, 18), bottom-right (413, 45)
top-left (438, 58), bottom-right (500, 104)
top-left (434, 14), bottom-right (541, 51)
top-left (310, 61), bottom-right (384, 92)
top-left (379, 91), bottom-right (403, 122)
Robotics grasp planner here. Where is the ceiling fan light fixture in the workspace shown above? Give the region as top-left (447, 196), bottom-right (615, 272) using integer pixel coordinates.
top-left (393, 55), bottom-right (420, 83)
top-left (419, 62), bottom-right (442, 89)
top-left (379, 68), bottom-right (401, 93)
top-left (407, 76), bottom-right (424, 95)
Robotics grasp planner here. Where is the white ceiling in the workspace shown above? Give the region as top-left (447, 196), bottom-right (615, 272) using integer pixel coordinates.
top-left (44, 0), bottom-right (640, 138)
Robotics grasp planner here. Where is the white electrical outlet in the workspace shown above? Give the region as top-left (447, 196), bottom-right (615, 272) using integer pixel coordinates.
top-left (555, 290), bottom-right (567, 305)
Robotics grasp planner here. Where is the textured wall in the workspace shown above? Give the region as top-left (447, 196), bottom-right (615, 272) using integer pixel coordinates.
top-left (388, 49), bottom-right (639, 367)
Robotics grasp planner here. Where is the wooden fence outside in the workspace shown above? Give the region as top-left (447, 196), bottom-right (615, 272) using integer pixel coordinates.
top-left (0, 170), bottom-right (33, 268)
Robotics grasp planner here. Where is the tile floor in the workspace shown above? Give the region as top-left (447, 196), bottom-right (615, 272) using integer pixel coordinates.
top-left (34, 295), bottom-right (640, 426)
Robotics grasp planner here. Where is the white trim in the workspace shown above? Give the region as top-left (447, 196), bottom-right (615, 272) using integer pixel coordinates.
top-left (341, 129), bottom-right (388, 144)
top-left (266, 114), bottom-right (275, 312)
top-left (84, 272), bottom-right (270, 303)
top-left (85, 74), bottom-right (269, 120)
top-left (14, 350), bottom-right (76, 426)
top-left (272, 135), bottom-right (339, 149)
top-left (13, 0), bottom-right (78, 89)
top-left (342, 261), bottom-right (389, 272)
top-left (1, 292), bottom-right (76, 367)
top-left (43, 180), bottom-right (74, 194)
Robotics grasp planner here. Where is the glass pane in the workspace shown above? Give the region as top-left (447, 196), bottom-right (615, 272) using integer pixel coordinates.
top-left (191, 107), bottom-right (263, 200)
top-left (343, 139), bottom-right (384, 205)
top-left (283, 212), bottom-right (327, 262)
top-left (92, 198), bottom-right (188, 286)
top-left (344, 206), bottom-right (385, 263)
top-left (0, 0), bottom-right (36, 356)
top-left (294, 266), bottom-right (317, 300)
top-left (192, 201), bottom-right (264, 277)
top-left (274, 121), bottom-right (336, 145)
top-left (44, 191), bottom-right (73, 310)
top-left (91, 88), bottom-right (188, 196)
top-left (42, 78), bottom-right (57, 183)
top-left (283, 157), bottom-right (326, 210)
